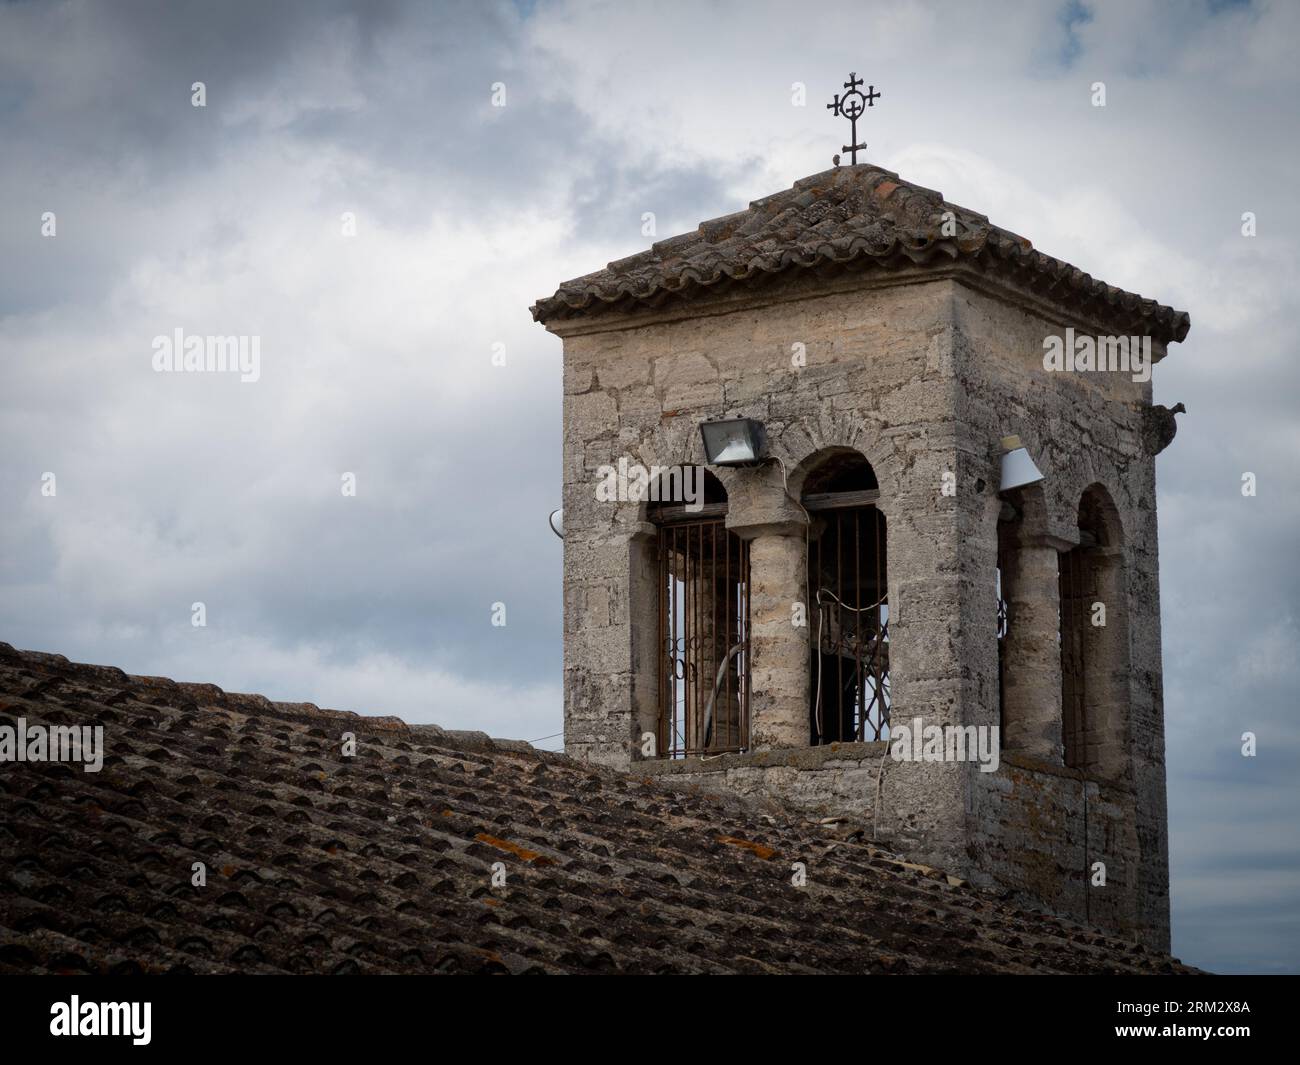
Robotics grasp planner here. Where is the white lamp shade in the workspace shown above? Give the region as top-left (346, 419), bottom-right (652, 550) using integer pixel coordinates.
top-left (999, 435), bottom-right (1045, 492)
top-left (547, 508), bottom-right (564, 539)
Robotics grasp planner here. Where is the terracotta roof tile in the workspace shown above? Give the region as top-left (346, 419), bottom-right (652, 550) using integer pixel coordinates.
top-left (0, 643), bottom-right (1198, 975)
top-left (532, 164), bottom-right (1190, 344)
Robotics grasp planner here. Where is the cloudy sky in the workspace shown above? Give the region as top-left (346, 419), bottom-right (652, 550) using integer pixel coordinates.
top-left (1, 0), bottom-right (1296, 973)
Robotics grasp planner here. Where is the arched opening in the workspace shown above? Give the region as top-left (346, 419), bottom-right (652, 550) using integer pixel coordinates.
top-left (801, 453), bottom-right (889, 744)
top-left (1059, 485), bottom-right (1129, 776)
top-left (650, 471), bottom-right (751, 758)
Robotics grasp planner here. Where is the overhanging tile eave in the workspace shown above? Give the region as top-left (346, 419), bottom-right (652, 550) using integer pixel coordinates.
top-left (532, 250), bottom-right (1190, 346)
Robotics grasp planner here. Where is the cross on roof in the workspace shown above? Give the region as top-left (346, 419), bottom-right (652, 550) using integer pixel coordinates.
top-left (826, 72), bottom-right (881, 165)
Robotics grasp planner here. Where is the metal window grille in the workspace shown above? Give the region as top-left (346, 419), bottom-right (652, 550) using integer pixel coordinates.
top-left (656, 517), bottom-right (751, 758)
top-left (807, 501), bottom-right (889, 744)
top-left (997, 562), bottom-right (1009, 735)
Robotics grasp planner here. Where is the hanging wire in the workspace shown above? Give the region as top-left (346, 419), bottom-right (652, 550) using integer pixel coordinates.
top-left (813, 588), bottom-right (887, 743)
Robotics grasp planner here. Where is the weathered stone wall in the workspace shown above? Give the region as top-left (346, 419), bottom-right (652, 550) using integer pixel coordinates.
top-left (973, 753), bottom-right (1142, 942)
top-left (555, 273), bottom-right (976, 876)
top-left (637, 743), bottom-right (995, 886)
top-left (641, 742), bottom-right (888, 819)
top-left (948, 281), bottom-right (1170, 950)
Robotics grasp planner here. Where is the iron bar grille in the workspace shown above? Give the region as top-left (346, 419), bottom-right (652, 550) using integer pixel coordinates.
top-left (1059, 547), bottom-right (1093, 769)
top-left (996, 566), bottom-right (1009, 641)
top-left (996, 562), bottom-right (1008, 734)
top-left (656, 518), bottom-right (751, 758)
top-left (808, 505), bottom-right (889, 743)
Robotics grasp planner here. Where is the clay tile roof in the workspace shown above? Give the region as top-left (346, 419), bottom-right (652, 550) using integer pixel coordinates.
top-left (532, 164), bottom-right (1190, 344)
top-left (0, 643), bottom-right (1198, 975)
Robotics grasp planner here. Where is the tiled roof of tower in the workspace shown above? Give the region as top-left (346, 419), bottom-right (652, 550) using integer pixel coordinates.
top-left (532, 164), bottom-right (1191, 344)
top-left (0, 643), bottom-right (1198, 975)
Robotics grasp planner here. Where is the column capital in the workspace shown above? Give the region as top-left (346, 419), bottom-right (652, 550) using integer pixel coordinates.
top-left (725, 492), bottom-right (808, 542)
top-left (727, 515), bottom-right (807, 541)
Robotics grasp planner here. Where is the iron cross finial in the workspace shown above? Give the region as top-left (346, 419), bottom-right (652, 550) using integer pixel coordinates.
top-left (826, 72), bottom-right (881, 165)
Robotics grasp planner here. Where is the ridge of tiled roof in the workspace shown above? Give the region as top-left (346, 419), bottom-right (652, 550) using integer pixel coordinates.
top-left (532, 164), bottom-right (1191, 344)
top-left (0, 642), bottom-right (1199, 975)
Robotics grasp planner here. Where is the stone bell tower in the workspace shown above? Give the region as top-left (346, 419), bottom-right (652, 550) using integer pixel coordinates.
top-left (532, 161), bottom-right (1189, 950)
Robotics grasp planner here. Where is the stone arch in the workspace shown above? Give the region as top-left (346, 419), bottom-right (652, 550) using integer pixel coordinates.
top-left (626, 418), bottom-right (722, 528)
top-left (795, 448), bottom-right (890, 745)
top-left (784, 427), bottom-right (898, 521)
top-left (1078, 481), bottom-right (1125, 548)
top-left (640, 465), bottom-right (751, 758)
top-left (1059, 483), bottom-right (1131, 779)
top-left (637, 465), bottom-right (727, 521)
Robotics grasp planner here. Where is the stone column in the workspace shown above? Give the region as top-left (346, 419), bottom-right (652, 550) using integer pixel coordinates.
top-left (726, 478), bottom-right (809, 751)
top-left (627, 522), bottom-right (663, 757)
top-left (998, 525), bottom-right (1064, 763)
top-left (746, 527), bottom-right (810, 749)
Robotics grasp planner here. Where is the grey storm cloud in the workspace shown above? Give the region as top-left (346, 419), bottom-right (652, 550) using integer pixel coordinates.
top-left (1, 0), bottom-right (1298, 973)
